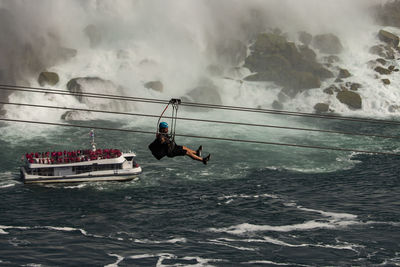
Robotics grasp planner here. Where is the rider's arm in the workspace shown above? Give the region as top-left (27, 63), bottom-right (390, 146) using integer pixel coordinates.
top-left (157, 133), bottom-right (170, 144)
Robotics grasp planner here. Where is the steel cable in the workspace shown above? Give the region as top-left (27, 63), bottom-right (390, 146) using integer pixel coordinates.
top-left (1, 118), bottom-right (399, 156)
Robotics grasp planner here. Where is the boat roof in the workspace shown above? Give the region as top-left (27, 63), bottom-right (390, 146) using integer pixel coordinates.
top-left (26, 152), bottom-right (137, 169)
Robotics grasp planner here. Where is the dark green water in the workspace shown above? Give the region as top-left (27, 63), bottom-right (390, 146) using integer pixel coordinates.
top-left (0, 119), bottom-right (399, 266)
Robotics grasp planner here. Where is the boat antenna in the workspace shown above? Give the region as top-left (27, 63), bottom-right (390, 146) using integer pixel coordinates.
top-left (90, 129), bottom-right (96, 151)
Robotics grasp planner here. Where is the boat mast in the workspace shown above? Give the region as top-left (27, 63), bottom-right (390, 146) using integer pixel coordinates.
top-left (90, 130), bottom-right (96, 151)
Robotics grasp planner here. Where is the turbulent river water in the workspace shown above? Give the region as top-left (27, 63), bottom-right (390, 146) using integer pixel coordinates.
top-left (0, 115), bottom-right (399, 266)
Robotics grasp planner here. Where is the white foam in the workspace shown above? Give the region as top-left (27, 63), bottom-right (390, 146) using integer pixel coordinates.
top-left (104, 254), bottom-right (125, 267)
top-left (246, 260), bottom-right (310, 267)
top-left (295, 206), bottom-right (358, 220)
top-left (0, 183), bottom-right (16, 189)
top-left (128, 253), bottom-right (225, 267)
top-left (218, 193), bottom-right (279, 201)
top-left (43, 226), bottom-right (88, 236)
top-left (208, 212), bottom-right (361, 235)
top-left (205, 239), bottom-right (257, 251)
top-left (133, 237), bottom-right (187, 244)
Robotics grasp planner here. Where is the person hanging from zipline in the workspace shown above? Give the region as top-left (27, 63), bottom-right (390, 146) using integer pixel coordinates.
top-left (149, 122), bottom-right (210, 164)
top-left (148, 99), bottom-right (211, 165)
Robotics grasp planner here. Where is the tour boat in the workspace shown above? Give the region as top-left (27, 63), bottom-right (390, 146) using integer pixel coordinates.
top-left (20, 130), bottom-right (142, 184)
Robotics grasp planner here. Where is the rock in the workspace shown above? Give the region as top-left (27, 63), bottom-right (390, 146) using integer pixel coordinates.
top-left (323, 85), bottom-right (338, 95)
top-left (245, 70), bottom-right (321, 91)
top-left (389, 105), bottom-right (400, 113)
top-left (272, 100), bottom-right (283, 110)
top-left (298, 45), bottom-right (317, 61)
top-left (313, 33), bottom-right (343, 54)
top-left (250, 33), bottom-right (287, 55)
top-left (376, 58), bottom-right (387, 66)
top-left (298, 31), bottom-right (313, 46)
top-left (336, 90), bottom-right (362, 110)
top-left (244, 54), bottom-right (291, 73)
top-left (244, 32), bottom-right (333, 95)
top-left (378, 29), bottom-right (399, 47)
top-left (144, 81), bottom-right (163, 92)
top-left (324, 55), bottom-right (340, 64)
top-left (338, 68), bottom-right (351, 79)
top-left (369, 45), bottom-right (386, 57)
top-left (388, 65), bottom-right (396, 71)
top-left (299, 60), bottom-right (334, 79)
top-left (279, 70), bottom-right (321, 91)
top-left (182, 80), bottom-right (222, 106)
top-left (61, 111), bottom-right (92, 121)
top-left (314, 103), bottom-right (330, 113)
top-left (374, 66), bottom-right (392, 75)
top-left (382, 79), bottom-right (391, 85)
top-left (384, 46), bottom-right (396, 59)
top-left (58, 47), bottom-right (77, 61)
top-left (67, 77), bottom-right (118, 103)
top-left (66, 79), bottom-right (84, 102)
top-left (38, 71), bottom-right (59, 86)
top-left (277, 91), bottom-right (290, 102)
top-left (84, 24), bottom-right (102, 48)
top-left (349, 83), bottom-right (362, 91)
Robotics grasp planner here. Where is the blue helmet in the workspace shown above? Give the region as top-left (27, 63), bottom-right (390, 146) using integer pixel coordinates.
top-left (159, 122), bottom-right (168, 129)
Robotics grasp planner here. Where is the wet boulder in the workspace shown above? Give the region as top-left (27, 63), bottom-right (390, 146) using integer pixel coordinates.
top-left (144, 81), bottom-right (164, 92)
top-left (250, 33), bottom-right (288, 55)
top-left (374, 66), bottom-right (392, 75)
top-left (376, 58), bottom-right (387, 66)
top-left (182, 81), bottom-right (222, 106)
top-left (272, 100), bottom-right (283, 110)
top-left (378, 29), bottom-right (399, 47)
top-left (323, 85), bottom-right (339, 95)
top-left (298, 31), bottom-right (313, 46)
top-left (324, 55), bottom-right (340, 64)
top-left (348, 82), bottom-right (362, 91)
top-left (370, 45), bottom-right (386, 57)
top-left (382, 78), bottom-right (391, 85)
top-left (336, 90), bottom-right (362, 110)
top-left (314, 103), bottom-right (330, 113)
top-left (313, 34), bottom-right (343, 54)
top-left (298, 45), bottom-right (317, 61)
top-left (338, 68), bottom-right (351, 79)
top-left (280, 70), bottom-right (321, 91)
top-left (38, 71), bottom-right (59, 86)
top-left (67, 77), bottom-right (118, 103)
top-left (61, 111), bottom-right (92, 121)
top-left (245, 54), bottom-right (291, 73)
top-left (244, 32), bottom-right (331, 94)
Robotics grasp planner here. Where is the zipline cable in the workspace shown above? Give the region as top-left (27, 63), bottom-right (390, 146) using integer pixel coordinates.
top-left (2, 101), bottom-right (400, 140)
top-left (0, 118), bottom-right (399, 156)
top-left (1, 84), bottom-right (400, 125)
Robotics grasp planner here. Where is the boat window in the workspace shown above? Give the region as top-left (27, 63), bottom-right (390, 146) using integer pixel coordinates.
top-left (124, 156), bottom-right (134, 161)
top-left (71, 163), bottom-right (123, 174)
top-left (30, 168), bottom-right (54, 176)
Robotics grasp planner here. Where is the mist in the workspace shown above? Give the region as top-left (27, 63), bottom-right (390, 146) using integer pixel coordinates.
top-left (0, 0), bottom-right (388, 108)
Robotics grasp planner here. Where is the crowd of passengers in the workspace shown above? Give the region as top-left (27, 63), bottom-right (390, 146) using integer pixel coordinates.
top-left (25, 149), bottom-right (122, 164)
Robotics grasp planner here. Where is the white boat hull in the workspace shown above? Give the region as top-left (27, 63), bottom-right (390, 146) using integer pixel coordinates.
top-left (21, 167), bottom-right (142, 184)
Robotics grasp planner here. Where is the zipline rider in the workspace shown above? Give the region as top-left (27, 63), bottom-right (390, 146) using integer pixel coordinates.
top-left (149, 122), bottom-right (211, 165)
